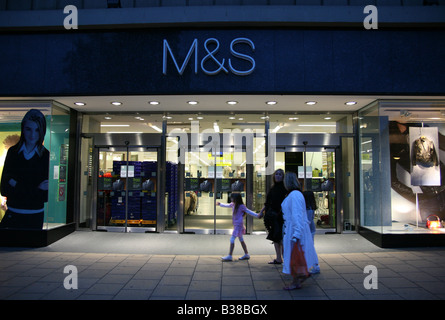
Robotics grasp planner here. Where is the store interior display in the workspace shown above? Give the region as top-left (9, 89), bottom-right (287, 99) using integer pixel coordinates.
top-left (388, 120), bottom-right (445, 229)
top-left (166, 161), bottom-right (178, 227)
top-left (182, 150), bottom-right (337, 232)
top-left (359, 103), bottom-right (445, 236)
top-left (182, 150), bottom-right (248, 231)
top-left (253, 169), bottom-right (265, 212)
top-left (409, 127), bottom-right (441, 187)
top-left (97, 159), bottom-right (158, 227)
top-left (279, 151), bottom-right (336, 230)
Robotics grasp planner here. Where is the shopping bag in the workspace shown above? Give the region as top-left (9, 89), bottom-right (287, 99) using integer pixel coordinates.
top-left (290, 240), bottom-right (309, 278)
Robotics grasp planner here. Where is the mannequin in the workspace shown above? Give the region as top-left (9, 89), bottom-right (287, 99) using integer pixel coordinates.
top-left (231, 180), bottom-right (244, 191)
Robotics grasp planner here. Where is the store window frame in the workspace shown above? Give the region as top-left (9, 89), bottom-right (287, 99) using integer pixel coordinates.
top-left (357, 99), bottom-right (445, 247)
top-left (0, 101), bottom-right (76, 246)
top-left (78, 110), bottom-right (357, 236)
top-left (165, 111), bottom-right (356, 235)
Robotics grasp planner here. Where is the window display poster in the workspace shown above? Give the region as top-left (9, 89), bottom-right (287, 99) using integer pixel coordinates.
top-left (410, 127), bottom-right (440, 186)
top-left (0, 110), bottom-right (50, 229)
top-left (0, 131), bottom-right (20, 220)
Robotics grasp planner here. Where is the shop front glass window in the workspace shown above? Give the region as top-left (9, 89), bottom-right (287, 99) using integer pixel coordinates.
top-left (46, 103), bottom-right (71, 229)
top-left (82, 113), bottom-right (164, 134)
top-left (359, 100), bottom-right (445, 235)
top-left (268, 113), bottom-right (354, 134)
top-left (0, 101), bottom-right (70, 231)
top-left (252, 134), bottom-right (266, 232)
top-left (358, 102), bottom-right (386, 234)
top-left (167, 113), bottom-right (259, 233)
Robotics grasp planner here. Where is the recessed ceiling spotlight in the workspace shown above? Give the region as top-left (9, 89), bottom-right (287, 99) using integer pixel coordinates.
top-left (227, 101), bottom-right (238, 105)
top-left (289, 117), bottom-right (299, 120)
top-left (149, 101), bottom-right (160, 105)
top-left (345, 101), bottom-right (357, 106)
top-left (305, 101), bottom-right (317, 105)
top-left (104, 116), bottom-right (112, 120)
top-left (266, 101), bottom-right (277, 105)
top-left (74, 102), bottom-right (86, 106)
top-left (196, 116), bottom-right (204, 120)
top-left (324, 117), bottom-right (332, 120)
top-left (188, 101), bottom-right (198, 105)
top-left (229, 116), bottom-right (236, 120)
top-left (111, 101), bottom-right (122, 106)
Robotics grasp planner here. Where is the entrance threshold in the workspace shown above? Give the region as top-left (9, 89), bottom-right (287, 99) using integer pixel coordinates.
top-left (316, 228), bottom-right (336, 234)
top-left (184, 229), bottom-right (233, 235)
top-left (184, 229), bottom-right (338, 235)
top-left (97, 226), bottom-right (155, 233)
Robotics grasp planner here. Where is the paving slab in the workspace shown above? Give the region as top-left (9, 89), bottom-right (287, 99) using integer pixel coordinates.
top-left (0, 232), bottom-right (444, 302)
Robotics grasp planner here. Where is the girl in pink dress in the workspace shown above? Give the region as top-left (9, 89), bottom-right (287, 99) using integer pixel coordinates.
top-left (217, 193), bottom-right (262, 261)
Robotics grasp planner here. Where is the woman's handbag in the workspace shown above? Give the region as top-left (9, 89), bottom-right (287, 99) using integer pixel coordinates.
top-left (426, 215), bottom-right (443, 229)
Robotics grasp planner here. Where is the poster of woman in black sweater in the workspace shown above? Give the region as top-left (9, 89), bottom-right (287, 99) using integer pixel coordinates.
top-left (0, 109), bottom-right (49, 230)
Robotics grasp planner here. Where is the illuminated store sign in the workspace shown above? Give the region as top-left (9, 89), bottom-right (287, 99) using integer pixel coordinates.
top-left (163, 38), bottom-right (256, 76)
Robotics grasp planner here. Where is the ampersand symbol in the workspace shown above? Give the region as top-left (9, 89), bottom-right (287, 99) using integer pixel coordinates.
top-left (200, 38), bottom-right (228, 75)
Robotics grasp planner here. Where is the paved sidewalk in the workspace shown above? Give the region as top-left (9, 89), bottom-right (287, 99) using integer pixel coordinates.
top-left (0, 232), bottom-right (445, 300)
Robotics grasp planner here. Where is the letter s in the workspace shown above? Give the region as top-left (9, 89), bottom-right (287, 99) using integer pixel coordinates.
top-left (229, 38), bottom-right (256, 76)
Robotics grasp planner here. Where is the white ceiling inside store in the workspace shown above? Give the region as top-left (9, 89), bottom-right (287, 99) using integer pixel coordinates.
top-left (1, 95), bottom-right (444, 132)
top-left (3, 94), bottom-right (444, 114)
top-left (52, 94), bottom-right (377, 113)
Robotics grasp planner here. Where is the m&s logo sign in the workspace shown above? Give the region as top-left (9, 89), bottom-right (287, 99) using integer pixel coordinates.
top-left (163, 38), bottom-right (256, 76)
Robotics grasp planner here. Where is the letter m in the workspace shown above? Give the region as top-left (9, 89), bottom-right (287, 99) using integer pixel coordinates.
top-left (163, 39), bottom-right (198, 75)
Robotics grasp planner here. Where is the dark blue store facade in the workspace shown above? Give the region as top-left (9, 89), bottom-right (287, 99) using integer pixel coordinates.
top-left (1, 28), bottom-right (444, 96)
top-left (0, 27), bottom-right (445, 248)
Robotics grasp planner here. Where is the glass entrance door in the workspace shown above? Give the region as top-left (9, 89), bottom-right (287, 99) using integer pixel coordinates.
top-left (338, 136), bottom-right (356, 232)
top-left (215, 148), bottom-right (247, 232)
top-left (274, 148), bottom-right (337, 232)
top-left (184, 147), bottom-right (247, 234)
top-left (96, 146), bottom-right (158, 232)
